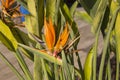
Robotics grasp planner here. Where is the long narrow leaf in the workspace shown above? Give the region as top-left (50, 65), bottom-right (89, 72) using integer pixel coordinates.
top-left (75, 11), bottom-right (92, 24)
top-left (25, 0), bottom-right (39, 36)
top-left (62, 50), bottom-right (72, 80)
top-left (0, 52), bottom-right (24, 80)
top-left (46, 0), bottom-right (56, 22)
top-left (98, 7), bottom-right (120, 80)
top-left (41, 59), bottom-right (49, 80)
top-left (70, 1), bottom-right (78, 17)
top-left (54, 64), bottom-right (59, 80)
top-left (34, 54), bottom-right (43, 80)
top-left (18, 43), bottom-right (62, 65)
top-left (84, 48), bottom-right (94, 80)
top-left (115, 12), bottom-right (120, 80)
top-left (37, 0), bottom-right (44, 37)
top-left (92, 0), bottom-right (108, 79)
top-left (91, 0), bottom-right (108, 34)
top-left (78, 0), bottom-right (100, 17)
top-left (15, 49), bottom-right (33, 80)
top-left (0, 20), bottom-right (17, 51)
top-left (11, 28), bottom-right (34, 60)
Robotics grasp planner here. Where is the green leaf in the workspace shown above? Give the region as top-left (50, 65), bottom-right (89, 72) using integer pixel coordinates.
top-left (61, 3), bottom-right (72, 22)
top-left (0, 52), bottom-right (24, 80)
top-left (16, 49), bottom-right (33, 80)
top-left (54, 0), bottom-right (61, 26)
top-left (0, 20), bottom-right (17, 51)
top-left (41, 59), bottom-right (49, 80)
top-left (106, 49), bottom-right (111, 80)
top-left (54, 64), bottom-right (59, 80)
top-left (78, 0), bottom-right (100, 17)
top-left (84, 48), bottom-right (93, 80)
top-left (79, 0), bottom-right (108, 18)
top-left (46, 0), bottom-right (56, 22)
top-left (91, 0), bottom-right (108, 34)
top-left (37, 0), bottom-right (44, 37)
top-left (18, 43), bottom-right (62, 65)
top-left (11, 28), bottom-right (34, 60)
top-left (11, 28), bottom-right (33, 46)
top-left (25, 0), bottom-right (39, 36)
top-left (62, 50), bottom-right (72, 80)
top-left (61, 4), bottom-right (80, 48)
top-left (75, 11), bottom-right (92, 24)
top-left (70, 1), bottom-right (78, 18)
top-left (98, 6), bottom-right (120, 80)
top-left (34, 55), bottom-right (43, 80)
top-left (115, 12), bottom-right (120, 80)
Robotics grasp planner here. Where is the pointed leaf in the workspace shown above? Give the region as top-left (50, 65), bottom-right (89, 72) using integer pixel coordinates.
top-left (91, 0), bottom-right (108, 34)
top-left (70, 1), bottom-right (78, 17)
top-left (84, 48), bottom-right (93, 80)
top-left (75, 11), bottom-right (92, 24)
top-left (78, 0), bottom-right (100, 17)
top-left (0, 20), bottom-right (17, 51)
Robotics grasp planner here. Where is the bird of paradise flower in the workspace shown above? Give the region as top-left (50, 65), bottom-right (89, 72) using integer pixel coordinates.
top-left (32, 18), bottom-right (69, 58)
top-left (0, 0), bottom-right (23, 26)
top-left (44, 18), bottom-right (69, 57)
top-left (0, 0), bottom-right (21, 17)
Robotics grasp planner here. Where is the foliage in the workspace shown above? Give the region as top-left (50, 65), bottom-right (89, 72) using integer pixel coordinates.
top-left (0, 0), bottom-right (120, 80)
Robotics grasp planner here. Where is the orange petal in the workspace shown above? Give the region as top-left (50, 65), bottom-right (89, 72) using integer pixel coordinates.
top-left (1, 0), bottom-right (5, 7)
top-left (4, 0), bottom-right (15, 8)
top-left (55, 22), bottom-right (69, 51)
top-left (44, 18), bottom-right (55, 51)
top-left (49, 18), bottom-right (55, 45)
top-left (9, 0), bottom-right (15, 8)
top-left (5, 0), bottom-right (9, 8)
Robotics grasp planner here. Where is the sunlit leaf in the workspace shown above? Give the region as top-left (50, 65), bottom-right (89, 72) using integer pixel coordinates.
top-left (91, 0), bottom-right (108, 34)
top-left (70, 1), bottom-right (78, 17)
top-left (84, 48), bottom-right (93, 80)
top-left (0, 20), bottom-right (17, 51)
top-left (75, 11), bottom-right (92, 24)
top-left (115, 12), bottom-right (120, 80)
top-left (78, 0), bottom-right (100, 18)
top-left (25, 0), bottom-right (39, 36)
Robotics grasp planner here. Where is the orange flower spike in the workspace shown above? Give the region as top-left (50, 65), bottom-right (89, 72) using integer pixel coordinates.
top-left (44, 18), bottom-right (55, 51)
top-left (9, 0), bottom-right (15, 8)
top-left (5, 0), bottom-right (9, 8)
top-left (1, 0), bottom-right (5, 7)
top-left (3, 0), bottom-right (15, 8)
top-left (60, 22), bottom-right (69, 46)
top-left (55, 22), bottom-right (69, 51)
top-left (49, 18), bottom-right (55, 45)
